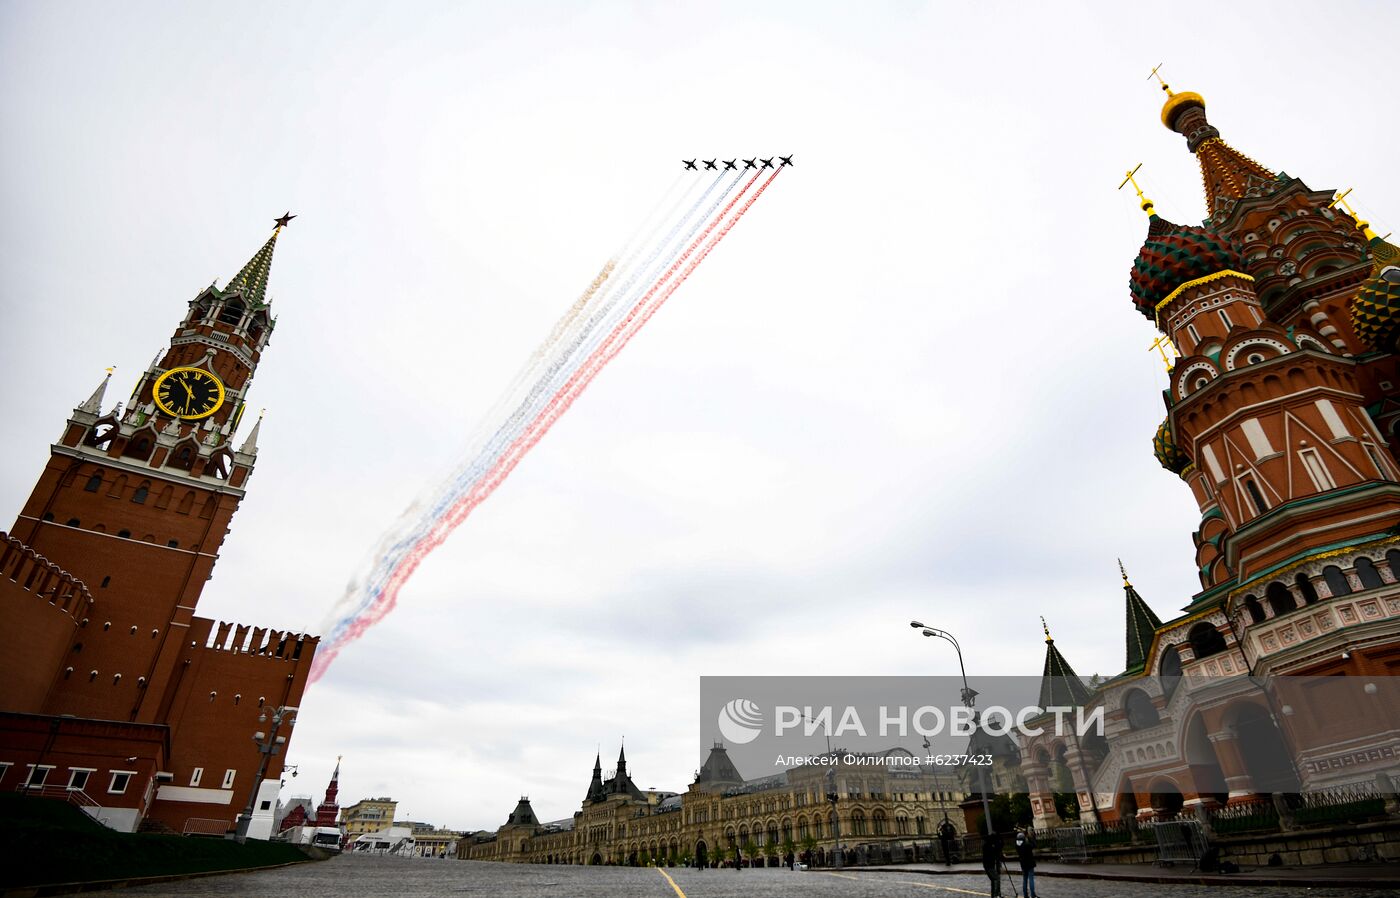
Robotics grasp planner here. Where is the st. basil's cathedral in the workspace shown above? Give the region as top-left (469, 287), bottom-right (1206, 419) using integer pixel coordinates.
top-left (1018, 77), bottom-right (1400, 836)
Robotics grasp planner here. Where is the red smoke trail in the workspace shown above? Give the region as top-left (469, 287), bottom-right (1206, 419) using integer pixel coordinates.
top-left (309, 167), bottom-right (780, 682)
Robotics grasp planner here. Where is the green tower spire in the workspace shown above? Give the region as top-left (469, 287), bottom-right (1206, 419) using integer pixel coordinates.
top-left (222, 213), bottom-right (294, 308)
top-left (1120, 559), bottom-right (1163, 673)
top-left (1038, 617), bottom-right (1091, 709)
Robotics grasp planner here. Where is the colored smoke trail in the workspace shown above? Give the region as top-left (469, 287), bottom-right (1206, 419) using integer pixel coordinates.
top-left (311, 166), bottom-right (782, 682)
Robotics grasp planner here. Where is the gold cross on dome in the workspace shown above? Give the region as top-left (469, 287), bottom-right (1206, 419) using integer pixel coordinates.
top-left (1149, 334), bottom-right (1179, 371)
top-left (1330, 188), bottom-right (1379, 240)
top-left (1118, 163), bottom-right (1156, 215)
top-left (1147, 62), bottom-right (1174, 96)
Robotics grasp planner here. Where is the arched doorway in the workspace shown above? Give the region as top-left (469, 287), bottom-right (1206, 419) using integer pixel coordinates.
top-left (1184, 714), bottom-right (1228, 805)
top-left (1229, 701), bottom-right (1299, 792)
top-left (1147, 777), bottom-right (1184, 816)
top-left (590, 852), bottom-right (603, 866)
top-left (696, 840), bottom-right (708, 868)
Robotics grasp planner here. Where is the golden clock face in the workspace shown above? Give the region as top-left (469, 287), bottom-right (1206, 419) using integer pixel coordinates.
top-left (153, 367), bottom-right (226, 420)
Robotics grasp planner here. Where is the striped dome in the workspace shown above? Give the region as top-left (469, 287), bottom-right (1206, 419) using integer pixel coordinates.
top-left (1129, 215), bottom-right (1241, 319)
top-left (1351, 238), bottom-right (1400, 351)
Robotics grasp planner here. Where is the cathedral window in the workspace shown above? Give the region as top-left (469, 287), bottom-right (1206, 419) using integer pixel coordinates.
top-left (1355, 558), bottom-right (1384, 591)
top-left (1186, 323), bottom-right (1200, 349)
top-left (1218, 309), bottom-right (1234, 330)
top-left (221, 769), bottom-right (236, 789)
top-left (117, 530), bottom-right (131, 539)
top-left (1242, 478), bottom-right (1269, 515)
top-left (1242, 595), bottom-right (1265, 624)
top-left (1295, 574), bottom-right (1319, 605)
top-left (1265, 582), bottom-right (1296, 617)
top-left (1322, 565), bottom-right (1351, 597)
top-left (1386, 550), bottom-right (1400, 580)
top-left (131, 483), bottom-right (150, 504)
top-left (1363, 444), bottom-right (1391, 479)
top-left (1158, 645), bottom-right (1183, 698)
top-left (84, 473), bottom-right (103, 492)
top-left (1188, 623), bottom-right (1227, 659)
top-left (167, 539), bottom-right (179, 548)
top-left (100, 577), bottom-right (110, 588)
top-left (65, 518), bottom-right (80, 527)
top-left (1300, 450), bottom-right (1336, 491)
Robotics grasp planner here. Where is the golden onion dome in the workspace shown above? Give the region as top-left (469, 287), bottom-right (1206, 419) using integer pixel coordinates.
top-left (1162, 90), bottom-right (1206, 130)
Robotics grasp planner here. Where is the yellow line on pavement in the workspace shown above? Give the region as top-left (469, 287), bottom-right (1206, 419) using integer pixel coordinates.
top-left (657, 867), bottom-right (687, 898)
top-left (820, 870), bottom-right (991, 896)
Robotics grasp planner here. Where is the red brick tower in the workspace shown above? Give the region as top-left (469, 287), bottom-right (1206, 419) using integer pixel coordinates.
top-left (314, 757), bottom-right (342, 826)
top-left (0, 216), bottom-right (319, 833)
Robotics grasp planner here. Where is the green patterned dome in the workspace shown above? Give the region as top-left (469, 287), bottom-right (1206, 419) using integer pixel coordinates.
top-left (1352, 238), bottom-right (1400, 351)
top-left (1153, 417), bottom-right (1189, 474)
top-left (1129, 215), bottom-right (1241, 319)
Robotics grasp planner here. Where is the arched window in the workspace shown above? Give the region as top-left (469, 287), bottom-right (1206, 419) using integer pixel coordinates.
top-left (1355, 557), bottom-right (1384, 590)
top-left (1159, 644), bottom-right (1181, 700)
top-left (1188, 622), bottom-right (1228, 659)
top-left (218, 299), bottom-right (245, 326)
top-left (1295, 573), bottom-right (1319, 605)
top-left (65, 518), bottom-right (80, 527)
top-left (1265, 582), bottom-right (1296, 617)
top-left (1323, 565), bottom-right (1352, 597)
top-left (131, 482), bottom-right (150, 504)
top-left (117, 529), bottom-right (131, 539)
top-left (1243, 595), bottom-right (1266, 624)
top-left (1387, 550), bottom-right (1400, 581)
top-left (1243, 478), bottom-right (1269, 515)
top-left (177, 492), bottom-right (195, 515)
top-left (872, 809), bottom-right (887, 836)
top-left (1124, 688), bottom-right (1161, 730)
top-left (84, 472), bottom-right (103, 492)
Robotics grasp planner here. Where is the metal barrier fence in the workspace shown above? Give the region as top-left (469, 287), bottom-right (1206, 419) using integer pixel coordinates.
top-left (1053, 825), bottom-right (1087, 861)
top-left (1151, 819), bottom-right (1205, 869)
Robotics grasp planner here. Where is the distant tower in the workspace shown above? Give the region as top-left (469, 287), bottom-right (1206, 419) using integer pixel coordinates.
top-left (315, 757), bottom-right (342, 826)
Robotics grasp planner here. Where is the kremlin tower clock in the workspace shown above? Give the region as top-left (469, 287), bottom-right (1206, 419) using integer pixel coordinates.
top-left (0, 215), bottom-right (319, 836)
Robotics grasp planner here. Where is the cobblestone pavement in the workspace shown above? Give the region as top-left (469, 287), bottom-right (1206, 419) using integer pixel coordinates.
top-left (115, 855), bottom-right (1398, 898)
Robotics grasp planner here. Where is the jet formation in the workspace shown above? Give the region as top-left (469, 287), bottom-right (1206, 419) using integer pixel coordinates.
top-left (683, 155), bottom-right (792, 170)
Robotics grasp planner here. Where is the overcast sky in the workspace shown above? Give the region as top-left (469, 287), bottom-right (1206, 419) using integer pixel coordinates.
top-left (2, 1), bottom-right (1395, 832)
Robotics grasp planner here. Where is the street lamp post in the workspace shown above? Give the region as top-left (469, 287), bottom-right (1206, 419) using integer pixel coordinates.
top-left (234, 705), bottom-right (295, 842)
top-left (910, 622), bottom-right (996, 838)
top-left (824, 765), bottom-right (843, 870)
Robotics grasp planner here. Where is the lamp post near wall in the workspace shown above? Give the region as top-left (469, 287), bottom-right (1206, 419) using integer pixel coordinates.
top-left (910, 622), bottom-right (996, 838)
top-left (234, 705), bottom-right (295, 842)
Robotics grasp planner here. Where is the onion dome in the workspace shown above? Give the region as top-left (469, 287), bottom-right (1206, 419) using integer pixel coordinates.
top-left (1351, 237), bottom-right (1400, 351)
top-left (1129, 215), bottom-right (1242, 319)
top-left (1153, 417), bottom-right (1189, 474)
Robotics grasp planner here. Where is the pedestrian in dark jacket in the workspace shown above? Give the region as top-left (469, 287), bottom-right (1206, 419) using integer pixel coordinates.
top-left (981, 832), bottom-right (1004, 897)
top-left (1016, 829), bottom-right (1038, 897)
top-left (937, 817), bottom-right (956, 866)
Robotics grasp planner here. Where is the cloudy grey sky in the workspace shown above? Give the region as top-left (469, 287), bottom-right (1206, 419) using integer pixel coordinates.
top-left (2, 1), bottom-right (1395, 831)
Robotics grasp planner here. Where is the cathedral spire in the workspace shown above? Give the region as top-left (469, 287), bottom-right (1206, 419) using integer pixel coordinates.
top-left (222, 214), bottom-right (292, 308)
top-left (1155, 77), bottom-right (1276, 214)
top-left (1120, 560), bottom-right (1163, 672)
top-left (1038, 618), bottom-right (1091, 709)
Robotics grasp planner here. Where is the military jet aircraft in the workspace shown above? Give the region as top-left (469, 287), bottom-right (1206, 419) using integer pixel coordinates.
top-left (743, 158), bottom-right (758, 169)
top-left (683, 159), bottom-right (697, 170)
top-left (723, 159), bottom-right (738, 171)
top-left (703, 159), bottom-right (718, 171)
top-left (760, 157), bottom-right (775, 169)
top-left (779, 155), bottom-right (794, 167)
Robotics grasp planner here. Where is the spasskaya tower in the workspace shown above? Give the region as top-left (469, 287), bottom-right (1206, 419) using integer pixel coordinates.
top-left (0, 215), bottom-right (319, 836)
